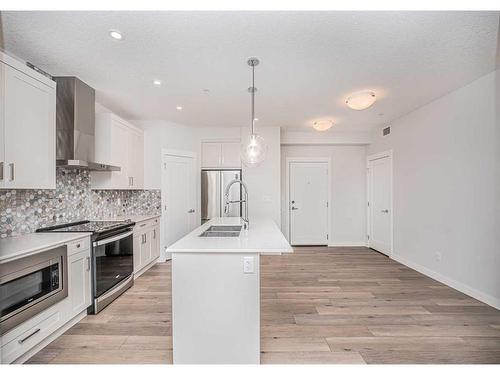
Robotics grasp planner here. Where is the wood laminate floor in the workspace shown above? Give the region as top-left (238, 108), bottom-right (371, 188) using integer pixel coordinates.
top-left (28, 247), bottom-right (500, 364)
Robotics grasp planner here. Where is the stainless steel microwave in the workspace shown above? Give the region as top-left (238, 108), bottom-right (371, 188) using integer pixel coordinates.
top-left (0, 246), bottom-right (68, 335)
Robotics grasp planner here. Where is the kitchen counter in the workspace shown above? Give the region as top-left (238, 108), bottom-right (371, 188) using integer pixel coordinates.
top-left (0, 232), bottom-right (91, 263)
top-left (169, 217), bottom-right (292, 364)
top-left (168, 217), bottom-right (292, 254)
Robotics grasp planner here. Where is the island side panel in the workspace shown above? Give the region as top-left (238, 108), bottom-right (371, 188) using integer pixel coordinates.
top-left (171, 252), bottom-right (260, 364)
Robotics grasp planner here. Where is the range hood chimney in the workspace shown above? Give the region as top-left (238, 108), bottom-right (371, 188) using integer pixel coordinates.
top-left (54, 77), bottom-right (120, 171)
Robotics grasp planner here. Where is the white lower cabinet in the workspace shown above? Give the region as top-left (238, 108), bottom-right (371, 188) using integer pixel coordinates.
top-left (1, 308), bottom-right (64, 364)
top-left (151, 226), bottom-right (160, 259)
top-left (68, 248), bottom-right (92, 317)
top-left (133, 218), bottom-right (160, 276)
top-left (0, 237), bottom-right (92, 364)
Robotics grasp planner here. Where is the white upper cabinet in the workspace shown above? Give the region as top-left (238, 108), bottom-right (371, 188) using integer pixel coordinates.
top-left (201, 141), bottom-right (241, 169)
top-left (127, 127), bottom-right (144, 189)
top-left (201, 142), bottom-right (222, 168)
top-left (0, 53), bottom-right (56, 189)
top-left (91, 113), bottom-right (144, 190)
top-left (220, 142), bottom-right (241, 168)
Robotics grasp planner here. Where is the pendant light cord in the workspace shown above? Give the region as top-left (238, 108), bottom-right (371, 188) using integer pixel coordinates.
top-left (251, 64), bottom-right (255, 135)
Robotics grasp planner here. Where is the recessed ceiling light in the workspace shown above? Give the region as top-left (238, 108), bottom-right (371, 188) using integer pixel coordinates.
top-left (153, 80), bottom-right (162, 86)
top-left (346, 91), bottom-right (376, 110)
top-left (176, 106), bottom-right (183, 111)
top-left (313, 120), bottom-right (334, 131)
top-left (109, 30), bottom-right (123, 40)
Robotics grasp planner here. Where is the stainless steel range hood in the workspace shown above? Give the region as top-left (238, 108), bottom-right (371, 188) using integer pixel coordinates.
top-left (54, 77), bottom-right (120, 171)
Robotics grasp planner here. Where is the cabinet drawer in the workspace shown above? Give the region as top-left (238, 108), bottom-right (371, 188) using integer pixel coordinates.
top-left (67, 237), bottom-right (90, 256)
top-left (1, 310), bottom-right (62, 364)
top-left (134, 217), bottom-right (159, 232)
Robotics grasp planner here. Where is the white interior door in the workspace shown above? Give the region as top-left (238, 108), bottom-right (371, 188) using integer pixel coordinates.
top-left (162, 154), bottom-right (197, 259)
top-left (289, 162), bottom-right (329, 246)
top-left (368, 155), bottom-right (392, 255)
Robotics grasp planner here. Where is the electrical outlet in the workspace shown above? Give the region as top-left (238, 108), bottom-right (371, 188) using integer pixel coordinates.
top-left (243, 256), bottom-right (254, 273)
top-left (435, 251), bottom-right (442, 262)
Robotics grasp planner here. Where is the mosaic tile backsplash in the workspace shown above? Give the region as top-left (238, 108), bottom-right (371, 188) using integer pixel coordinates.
top-left (0, 169), bottom-right (161, 238)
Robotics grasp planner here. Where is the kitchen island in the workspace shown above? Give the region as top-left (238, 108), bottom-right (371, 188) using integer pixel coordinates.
top-left (167, 217), bottom-right (292, 364)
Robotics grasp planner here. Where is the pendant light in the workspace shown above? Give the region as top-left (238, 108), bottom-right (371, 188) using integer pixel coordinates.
top-left (241, 57), bottom-right (267, 167)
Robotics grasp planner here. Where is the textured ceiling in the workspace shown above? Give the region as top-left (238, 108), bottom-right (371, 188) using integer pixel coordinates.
top-left (1, 11), bottom-right (498, 131)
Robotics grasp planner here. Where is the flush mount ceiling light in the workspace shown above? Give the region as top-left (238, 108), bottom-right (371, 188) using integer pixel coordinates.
top-left (313, 120), bottom-right (334, 131)
top-left (346, 91), bottom-right (376, 110)
top-left (109, 30), bottom-right (123, 40)
top-left (152, 80), bottom-right (162, 86)
top-left (241, 57), bottom-right (267, 167)
top-left (176, 106), bottom-right (183, 111)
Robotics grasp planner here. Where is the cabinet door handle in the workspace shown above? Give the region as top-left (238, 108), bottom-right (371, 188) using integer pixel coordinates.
top-left (0, 162), bottom-right (3, 181)
top-left (153, 229), bottom-right (156, 239)
top-left (86, 256), bottom-right (91, 271)
top-left (9, 163), bottom-right (14, 181)
top-left (18, 328), bottom-right (41, 344)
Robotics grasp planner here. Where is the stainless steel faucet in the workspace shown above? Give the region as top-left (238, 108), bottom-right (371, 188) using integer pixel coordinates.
top-left (224, 178), bottom-right (249, 230)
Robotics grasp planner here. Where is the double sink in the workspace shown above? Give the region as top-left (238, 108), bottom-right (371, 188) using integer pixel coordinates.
top-left (199, 225), bottom-right (242, 238)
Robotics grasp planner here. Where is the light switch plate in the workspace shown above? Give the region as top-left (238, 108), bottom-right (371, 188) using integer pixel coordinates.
top-left (243, 256), bottom-right (254, 273)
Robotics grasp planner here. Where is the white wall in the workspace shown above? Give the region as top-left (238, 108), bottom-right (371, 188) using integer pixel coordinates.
top-left (281, 145), bottom-right (367, 246)
top-left (368, 70), bottom-right (500, 308)
top-left (134, 120), bottom-right (199, 190)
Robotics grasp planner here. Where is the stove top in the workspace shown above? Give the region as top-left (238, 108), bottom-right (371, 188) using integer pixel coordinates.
top-left (37, 220), bottom-right (135, 235)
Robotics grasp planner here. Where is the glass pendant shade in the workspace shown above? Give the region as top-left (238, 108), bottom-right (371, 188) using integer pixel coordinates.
top-left (241, 134), bottom-right (267, 167)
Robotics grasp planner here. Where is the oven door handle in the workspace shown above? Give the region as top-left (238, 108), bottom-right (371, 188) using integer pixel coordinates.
top-left (93, 230), bottom-right (132, 247)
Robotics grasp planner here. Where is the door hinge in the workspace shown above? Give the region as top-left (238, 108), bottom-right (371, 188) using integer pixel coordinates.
top-left (367, 201), bottom-right (370, 207)
top-left (327, 234), bottom-right (329, 240)
top-left (367, 234), bottom-right (370, 240)
top-left (326, 201), bottom-right (329, 208)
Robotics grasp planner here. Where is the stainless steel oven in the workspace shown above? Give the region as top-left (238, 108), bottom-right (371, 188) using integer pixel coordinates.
top-left (0, 246), bottom-right (68, 334)
top-left (92, 228), bottom-right (134, 314)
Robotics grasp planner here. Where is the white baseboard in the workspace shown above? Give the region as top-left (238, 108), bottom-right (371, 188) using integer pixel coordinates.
top-left (328, 241), bottom-right (367, 247)
top-left (134, 257), bottom-right (160, 279)
top-left (391, 254), bottom-right (500, 310)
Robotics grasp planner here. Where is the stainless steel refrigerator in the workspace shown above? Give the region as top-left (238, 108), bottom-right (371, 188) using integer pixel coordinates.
top-left (201, 170), bottom-right (242, 224)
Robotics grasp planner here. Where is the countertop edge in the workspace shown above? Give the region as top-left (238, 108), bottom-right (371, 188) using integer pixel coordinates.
top-left (0, 232), bottom-right (91, 264)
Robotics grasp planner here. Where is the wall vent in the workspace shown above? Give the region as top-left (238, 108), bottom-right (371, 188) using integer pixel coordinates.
top-left (382, 126), bottom-right (391, 136)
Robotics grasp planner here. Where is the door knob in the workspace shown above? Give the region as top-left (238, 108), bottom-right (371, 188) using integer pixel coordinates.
top-left (381, 209), bottom-right (389, 213)
top-left (291, 207), bottom-right (298, 210)
top-left (188, 209), bottom-right (195, 213)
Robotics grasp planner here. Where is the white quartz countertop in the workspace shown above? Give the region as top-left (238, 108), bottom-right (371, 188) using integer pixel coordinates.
top-left (0, 232), bottom-right (91, 263)
top-left (168, 217), bottom-right (293, 254)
